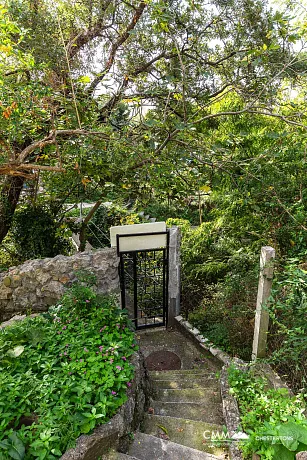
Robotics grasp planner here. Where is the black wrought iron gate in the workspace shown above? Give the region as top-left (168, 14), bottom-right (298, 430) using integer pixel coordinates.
top-left (118, 231), bottom-right (169, 330)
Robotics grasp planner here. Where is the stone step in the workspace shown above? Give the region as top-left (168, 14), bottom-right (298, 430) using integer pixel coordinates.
top-left (149, 370), bottom-right (218, 379)
top-left (153, 387), bottom-right (222, 403)
top-left (142, 414), bottom-right (226, 457)
top-left (150, 400), bottom-right (223, 425)
top-left (152, 377), bottom-right (219, 389)
top-left (103, 451), bottom-right (139, 460)
top-left (129, 432), bottom-right (223, 460)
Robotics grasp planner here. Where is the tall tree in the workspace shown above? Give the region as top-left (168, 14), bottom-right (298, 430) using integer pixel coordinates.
top-left (0, 0), bottom-right (306, 244)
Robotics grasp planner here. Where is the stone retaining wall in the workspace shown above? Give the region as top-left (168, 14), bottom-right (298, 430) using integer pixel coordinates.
top-left (0, 249), bottom-right (119, 322)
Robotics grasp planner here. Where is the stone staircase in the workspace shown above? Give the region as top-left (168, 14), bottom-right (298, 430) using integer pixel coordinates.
top-left (108, 368), bottom-right (228, 460)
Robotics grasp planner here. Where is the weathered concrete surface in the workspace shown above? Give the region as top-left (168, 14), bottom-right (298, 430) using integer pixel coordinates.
top-left (129, 432), bottom-right (222, 460)
top-left (220, 366), bottom-right (244, 460)
top-left (151, 400), bottom-right (223, 425)
top-left (252, 362), bottom-right (293, 395)
top-left (138, 328), bottom-right (222, 372)
top-left (168, 226), bottom-right (181, 327)
top-left (151, 375), bottom-right (218, 389)
top-left (153, 387), bottom-right (221, 403)
top-left (0, 313), bottom-right (38, 329)
top-left (143, 414), bottom-right (225, 456)
top-left (61, 353), bottom-right (149, 460)
top-left (252, 246), bottom-right (275, 360)
top-left (0, 249), bottom-right (119, 322)
top-left (136, 329), bottom-right (227, 458)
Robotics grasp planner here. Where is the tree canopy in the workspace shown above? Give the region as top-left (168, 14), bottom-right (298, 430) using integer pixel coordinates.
top-left (0, 0), bottom-right (307, 245)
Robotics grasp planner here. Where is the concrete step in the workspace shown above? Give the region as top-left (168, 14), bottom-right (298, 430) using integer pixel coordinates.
top-left (152, 377), bottom-right (219, 389)
top-left (142, 414), bottom-right (226, 457)
top-left (102, 451), bottom-right (139, 459)
top-left (129, 432), bottom-right (224, 460)
top-left (150, 400), bottom-right (223, 425)
top-left (149, 370), bottom-right (218, 380)
top-left (153, 387), bottom-right (222, 403)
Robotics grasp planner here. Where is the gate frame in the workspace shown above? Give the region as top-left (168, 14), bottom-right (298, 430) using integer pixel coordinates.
top-left (117, 231), bottom-right (170, 330)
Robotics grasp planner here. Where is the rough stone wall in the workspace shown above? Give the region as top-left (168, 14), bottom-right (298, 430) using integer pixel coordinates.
top-left (0, 248), bottom-right (119, 322)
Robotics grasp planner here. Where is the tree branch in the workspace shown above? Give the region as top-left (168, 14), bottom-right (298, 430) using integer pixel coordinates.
top-left (17, 129), bottom-right (109, 164)
top-left (0, 164), bottom-right (66, 175)
top-left (66, 0), bottom-right (113, 58)
top-left (99, 52), bottom-right (176, 117)
top-left (89, 1), bottom-right (147, 93)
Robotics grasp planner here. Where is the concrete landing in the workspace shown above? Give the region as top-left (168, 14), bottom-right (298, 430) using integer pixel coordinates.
top-left (138, 328), bottom-right (222, 372)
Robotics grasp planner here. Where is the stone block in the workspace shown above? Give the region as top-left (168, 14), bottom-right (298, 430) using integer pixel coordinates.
top-left (59, 275), bottom-right (71, 285)
top-left (11, 275), bottom-right (21, 287)
top-left (0, 286), bottom-right (13, 300)
top-left (3, 277), bottom-right (11, 287)
top-left (297, 453), bottom-right (307, 460)
top-left (35, 271), bottom-right (52, 285)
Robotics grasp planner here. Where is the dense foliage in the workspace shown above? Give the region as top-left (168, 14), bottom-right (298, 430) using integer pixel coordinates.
top-left (0, 0), bottom-right (306, 244)
top-left (228, 365), bottom-right (307, 459)
top-left (10, 204), bottom-right (72, 260)
top-left (268, 262), bottom-right (307, 392)
top-left (0, 281), bottom-right (137, 459)
top-left (0, 0), bottom-right (307, 413)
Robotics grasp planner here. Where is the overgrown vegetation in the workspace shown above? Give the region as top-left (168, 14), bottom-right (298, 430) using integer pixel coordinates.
top-left (0, 278), bottom-right (137, 459)
top-left (0, 0), bottom-right (307, 417)
top-left (228, 365), bottom-right (307, 459)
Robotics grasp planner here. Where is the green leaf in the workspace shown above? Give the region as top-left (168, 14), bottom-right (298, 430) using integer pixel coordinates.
top-left (271, 443), bottom-right (295, 460)
top-left (157, 424), bottom-right (168, 434)
top-left (278, 422), bottom-right (299, 451)
top-left (78, 76), bottom-right (91, 83)
top-left (7, 433), bottom-right (25, 460)
top-left (7, 346), bottom-right (24, 358)
top-left (0, 440), bottom-right (10, 450)
top-left (144, 119), bottom-right (159, 127)
top-left (81, 423), bottom-right (92, 434)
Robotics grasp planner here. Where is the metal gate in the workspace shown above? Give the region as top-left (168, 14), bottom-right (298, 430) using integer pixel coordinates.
top-left (117, 231), bottom-right (169, 329)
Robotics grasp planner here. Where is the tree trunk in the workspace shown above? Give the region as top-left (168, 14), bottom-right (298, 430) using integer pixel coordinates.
top-left (0, 175), bottom-right (25, 243)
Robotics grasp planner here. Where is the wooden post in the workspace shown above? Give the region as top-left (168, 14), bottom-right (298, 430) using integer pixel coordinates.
top-left (252, 246), bottom-right (275, 360)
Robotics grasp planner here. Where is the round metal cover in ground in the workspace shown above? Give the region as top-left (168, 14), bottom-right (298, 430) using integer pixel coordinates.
top-left (145, 351), bottom-right (181, 371)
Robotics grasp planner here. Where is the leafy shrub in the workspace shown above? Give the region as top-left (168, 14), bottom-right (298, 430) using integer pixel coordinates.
top-left (10, 204), bottom-right (72, 260)
top-left (228, 365), bottom-right (307, 459)
top-left (0, 283), bottom-right (137, 459)
top-left (267, 261), bottom-right (307, 392)
top-left (143, 201), bottom-right (199, 224)
top-left (166, 218), bottom-right (259, 359)
top-left (189, 260), bottom-right (258, 359)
